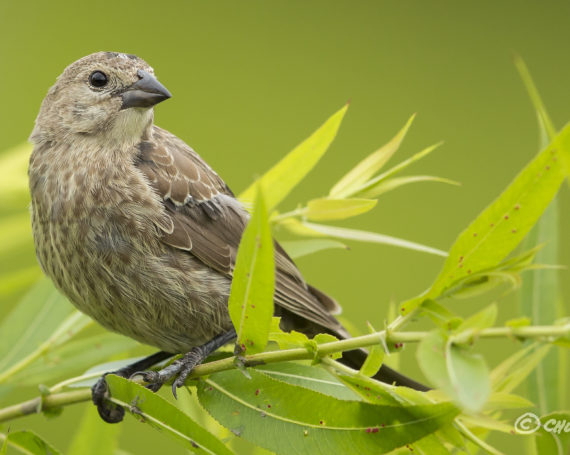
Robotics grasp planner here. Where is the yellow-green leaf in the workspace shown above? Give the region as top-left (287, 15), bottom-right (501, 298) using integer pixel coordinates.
top-left (400, 123), bottom-right (570, 315)
top-left (305, 197), bottom-right (377, 221)
top-left (358, 175), bottom-right (459, 199)
top-left (330, 114), bottom-right (415, 197)
top-left (239, 104), bottom-right (348, 210)
top-left (228, 185), bottom-right (275, 354)
top-left (351, 142), bottom-right (443, 198)
top-left (280, 239), bottom-right (348, 259)
top-left (287, 220), bottom-right (447, 257)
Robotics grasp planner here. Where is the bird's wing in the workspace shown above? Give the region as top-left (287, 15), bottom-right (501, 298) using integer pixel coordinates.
top-left (135, 126), bottom-right (341, 331)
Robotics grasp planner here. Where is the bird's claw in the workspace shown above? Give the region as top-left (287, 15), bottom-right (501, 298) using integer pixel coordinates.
top-left (134, 347), bottom-right (205, 399)
top-left (91, 375), bottom-right (125, 424)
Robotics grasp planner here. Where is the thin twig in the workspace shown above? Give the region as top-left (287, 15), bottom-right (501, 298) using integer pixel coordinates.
top-left (0, 322), bottom-right (567, 424)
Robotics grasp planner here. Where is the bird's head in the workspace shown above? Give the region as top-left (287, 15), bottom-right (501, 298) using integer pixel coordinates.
top-left (31, 52), bottom-right (171, 145)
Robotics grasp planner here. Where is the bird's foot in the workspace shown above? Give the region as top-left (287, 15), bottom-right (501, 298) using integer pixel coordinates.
top-left (91, 351), bottom-right (173, 423)
top-left (132, 346), bottom-right (206, 399)
top-left (92, 373), bottom-right (126, 423)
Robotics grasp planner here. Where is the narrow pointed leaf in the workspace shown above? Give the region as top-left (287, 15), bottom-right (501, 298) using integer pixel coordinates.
top-left (305, 198), bottom-right (377, 221)
top-left (491, 343), bottom-right (551, 393)
top-left (239, 105), bottom-right (348, 209)
top-left (198, 369), bottom-right (458, 455)
top-left (106, 375), bottom-right (235, 455)
top-left (520, 111), bottom-right (560, 415)
top-left (359, 322), bottom-right (385, 378)
top-left (68, 405), bottom-right (121, 455)
top-left (0, 430), bottom-right (61, 455)
top-left (482, 392), bottom-right (534, 411)
top-left (513, 56), bottom-right (556, 139)
top-left (358, 175), bottom-right (459, 199)
top-left (0, 434), bottom-right (7, 455)
top-left (0, 278), bottom-right (74, 380)
top-left (455, 303), bottom-right (497, 333)
top-left (420, 300), bottom-right (462, 330)
top-left (299, 221), bottom-right (447, 257)
top-left (401, 123), bottom-right (570, 315)
top-left (280, 239), bottom-right (348, 259)
top-left (255, 363), bottom-right (360, 400)
top-left (352, 143), bottom-right (443, 197)
top-left (330, 114), bottom-right (415, 198)
top-left (228, 186), bottom-right (275, 354)
top-left (9, 333), bottom-right (138, 386)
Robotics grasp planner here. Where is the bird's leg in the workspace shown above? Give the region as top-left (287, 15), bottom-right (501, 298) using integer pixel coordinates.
top-left (134, 329), bottom-right (237, 399)
top-left (92, 350), bottom-right (173, 423)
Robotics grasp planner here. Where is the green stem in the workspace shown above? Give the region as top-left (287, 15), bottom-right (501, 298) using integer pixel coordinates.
top-left (455, 419), bottom-right (505, 455)
top-left (0, 322), bottom-right (567, 424)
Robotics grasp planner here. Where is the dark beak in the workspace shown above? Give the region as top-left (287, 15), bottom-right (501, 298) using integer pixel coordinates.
top-left (121, 69), bottom-right (172, 110)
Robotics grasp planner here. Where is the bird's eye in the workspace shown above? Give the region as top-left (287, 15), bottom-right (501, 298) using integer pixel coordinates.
top-left (89, 71), bottom-right (108, 88)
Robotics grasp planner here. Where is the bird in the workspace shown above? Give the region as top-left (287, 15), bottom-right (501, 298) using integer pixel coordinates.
top-left (28, 51), bottom-right (427, 423)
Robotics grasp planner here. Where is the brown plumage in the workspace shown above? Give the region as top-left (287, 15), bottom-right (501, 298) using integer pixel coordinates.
top-left (29, 52), bottom-right (425, 404)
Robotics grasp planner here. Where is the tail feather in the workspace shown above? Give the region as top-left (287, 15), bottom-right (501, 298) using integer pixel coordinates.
top-left (340, 347), bottom-right (430, 391)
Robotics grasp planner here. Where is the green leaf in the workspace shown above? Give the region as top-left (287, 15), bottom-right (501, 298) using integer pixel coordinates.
top-left (520, 135), bottom-right (560, 416)
top-left (334, 373), bottom-right (465, 451)
top-left (358, 175), bottom-right (459, 199)
top-left (106, 375), bottom-right (235, 455)
top-left (455, 303), bottom-right (497, 333)
top-left (482, 392), bottom-right (534, 411)
top-left (0, 430), bottom-right (61, 455)
top-left (305, 197), bottom-right (377, 221)
top-left (491, 342), bottom-right (551, 393)
top-left (239, 104), bottom-right (348, 209)
top-left (513, 55), bottom-right (556, 139)
top-left (68, 405), bottom-right (121, 455)
top-left (0, 433), bottom-right (7, 455)
top-left (417, 330), bottom-right (490, 412)
top-left (401, 123), bottom-right (570, 315)
top-left (282, 219), bottom-right (447, 257)
top-left (280, 239), bottom-right (348, 259)
top-left (255, 363), bottom-right (360, 400)
top-left (268, 317), bottom-right (310, 349)
top-left (458, 414), bottom-right (514, 434)
top-left (535, 411), bottom-right (570, 455)
top-left (9, 333), bottom-right (138, 386)
top-left (505, 316), bottom-right (531, 328)
top-left (359, 323), bottom-right (385, 378)
top-left (420, 300), bottom-right (462, 330)
top-left (351, 142), bottom-right (443, 198)
top-left (387, 433), bottom-right (451, 455)
top-left (329, 114), bottom-right (415, 198)
top-left (197, 368), bottom-right (458, 455)
top-left (0, 278), bottom-right (76, 382)
top-left (228, 186), bottom-right (275, 355)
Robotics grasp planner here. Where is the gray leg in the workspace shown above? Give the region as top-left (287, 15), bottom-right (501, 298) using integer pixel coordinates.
top-left (133, 329), bottom-right (237, 398)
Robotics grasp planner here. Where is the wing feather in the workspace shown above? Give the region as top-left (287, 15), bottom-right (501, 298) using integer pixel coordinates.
top-left (136, 126), bottom-right (341, 331)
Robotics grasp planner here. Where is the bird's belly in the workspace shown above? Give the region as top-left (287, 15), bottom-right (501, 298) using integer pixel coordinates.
top-left (35, 213), bottom-right (233, 353)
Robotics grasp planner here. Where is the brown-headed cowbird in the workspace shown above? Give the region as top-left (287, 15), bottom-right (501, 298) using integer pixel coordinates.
top-left (29, 52), bottom-right (426, 422)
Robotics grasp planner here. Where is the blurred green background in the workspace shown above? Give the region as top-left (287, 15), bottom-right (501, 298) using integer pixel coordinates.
top-left (1, 0), bottom-right (568, 453)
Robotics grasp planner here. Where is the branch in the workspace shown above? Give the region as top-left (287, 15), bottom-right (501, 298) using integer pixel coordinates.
top-left (0, 322), bottom-right (567, 424)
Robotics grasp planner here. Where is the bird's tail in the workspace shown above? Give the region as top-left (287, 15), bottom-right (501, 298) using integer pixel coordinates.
top-left (304, 286), bottom-right (429, 392)
top-left (339, 346), bottom-right (429, 391)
